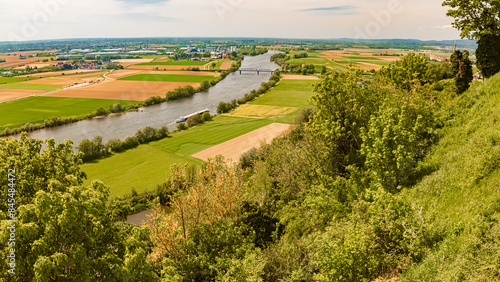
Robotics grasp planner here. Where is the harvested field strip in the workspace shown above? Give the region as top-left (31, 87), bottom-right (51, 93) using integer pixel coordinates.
top-left (341, 56), bottom-right (382, 60)
top-left (139, 60), bottom-right (208, 66)
top-left (0, 89), bottom-right (44, 103)
top-left (43, 80), bottom-right (199, 101)
top-left (119, 74), bottom-right (215, 83)
top-left (191, 123), bottom-right (294, 163)
top-left (0, 83), bottom-right (63, 91)
top-left (281, 75), bottom-right (320, 80)
top-left (0, 96), bottom-right (138, 130)
top-left (224, 104), bottom-right (298, 119)
top-left (81, 146), bottom-right (201, 195)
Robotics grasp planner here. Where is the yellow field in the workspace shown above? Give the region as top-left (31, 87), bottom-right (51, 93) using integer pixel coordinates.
top-left (223, 104), bottom-right (298, 119)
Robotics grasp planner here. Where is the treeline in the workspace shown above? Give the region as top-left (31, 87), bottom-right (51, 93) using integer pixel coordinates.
top-left (77, 126), bottom-right (169, 161)
top-left (271, 53), bottom-right (315, 74)
top-left (217, 70), bottom-right (281, 114)
top-left (0, 103), bottom-right (143, 137)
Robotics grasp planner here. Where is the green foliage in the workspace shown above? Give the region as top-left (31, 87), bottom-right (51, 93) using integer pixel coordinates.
top-left (361, 105), bottom-right (429, 192)
top-left (476, 34), bottom-right (500, 78)
top-left (165, 85), bottom-right (196, 101)
top-left (77, 136), bottom-right (105, 161)
top-left (0, 137), bottom-right (157, 281)
top-left (313, 190), bottom-right (433, 281)
top-left (119, 73), bottom-right (215, 83)
top-left (186, 114), bottom-right (203, 127)
top-left (450, 50), bottom-right (473, 94)
top-left (377, 53), bottom-right (432, 91)
top-left (442, 0), bottom-right (500, 39)
top-left (0, 134), bottom-right (85, 210)
top-left (201, 111), bottom-right (212, 122)
top-left (176, 122), bottom-right (187, 131)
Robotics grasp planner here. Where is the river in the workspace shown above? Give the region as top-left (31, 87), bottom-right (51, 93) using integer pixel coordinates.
top-left (22, 51), bottom-right (281, 145)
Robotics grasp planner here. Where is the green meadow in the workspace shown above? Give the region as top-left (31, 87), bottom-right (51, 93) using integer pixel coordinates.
top-left (0, 77), bottom-right (39, 84)
top-left (0, 97), bottom-right (138, 130)
top-left (250, 79), bottom-right (317, 108)
top-left (118, 74), bottom-right (215, 83)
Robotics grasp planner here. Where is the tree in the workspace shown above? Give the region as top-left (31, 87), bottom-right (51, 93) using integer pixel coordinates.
top-left (360, 105), bottom-right (426, 192)
top-left (450, 50), bottom-right (473, 93)
top-left (443, 0), bottom-right (500, 77)
top-left (0, 134), bottom-right (84, 210)
top-left (476, 34), bottom-right (500, 78)
top-left (442, 0), bottom-right (500, 39)
top-left (0, 136), bottom-right (158, 281)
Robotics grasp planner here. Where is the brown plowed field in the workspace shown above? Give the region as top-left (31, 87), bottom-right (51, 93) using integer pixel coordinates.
top-left (191, 123), bottom-right (295, 163)
top-left (220, 60), bottom-right (234, 70)
top-left (0, 56), bottom-right (53, 68)
top-left (281, 75), bottom-right (320, 80)
top-left (107, 70), bottom-right (220, 80)
top-left (110, 59), bottom-right (154, 67)
top-left (19, 69), bottom-right (99, 78)
top-left (43, 80), bottom-right (200, 101)
top-left (127, 64), bottom-right (208, 71)
top-left (23, 72), bottom-right (106, 85)
top-left (0, 89), bottom-right (44, 102)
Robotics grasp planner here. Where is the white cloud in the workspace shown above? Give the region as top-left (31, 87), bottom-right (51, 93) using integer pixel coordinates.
top-left (0, 0), bottom-right (461, 41)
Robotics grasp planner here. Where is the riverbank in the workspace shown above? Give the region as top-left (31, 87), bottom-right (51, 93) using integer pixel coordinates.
top-left (0, 50), bottom-right (266, 137)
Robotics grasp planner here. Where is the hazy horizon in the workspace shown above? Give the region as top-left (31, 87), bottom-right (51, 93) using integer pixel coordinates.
top-left (1, 0), bottom-right (461, 42)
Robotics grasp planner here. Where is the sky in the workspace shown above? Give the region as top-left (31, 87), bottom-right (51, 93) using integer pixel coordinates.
top-left (0, 0), bottom-right (461, 42)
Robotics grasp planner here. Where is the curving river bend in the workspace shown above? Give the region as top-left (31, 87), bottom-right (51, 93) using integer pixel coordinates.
top-left (22, 51), bottom-right (281, 145)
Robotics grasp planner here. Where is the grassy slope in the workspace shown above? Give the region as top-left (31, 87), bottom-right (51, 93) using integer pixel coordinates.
top-left (0, 97), bottom-right (138, 130)
top-left (119, 74), bottom-right (215, 83)
top-left (401, 74), bottom-right (500, 280)
top-left (0, 83), bottom-right (63, 91)
top-left (82, 116), bottom-right (273, 195)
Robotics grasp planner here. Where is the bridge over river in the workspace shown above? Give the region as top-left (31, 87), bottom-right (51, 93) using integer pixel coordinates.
top-left (238, 68), bottom-right (274, 75)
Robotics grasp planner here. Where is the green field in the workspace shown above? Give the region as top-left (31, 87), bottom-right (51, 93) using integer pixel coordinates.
top-left (138, 60), bottom-right (209, 66)
top-left (0, 97), bottom-right (138, 130)
top-left (81, 146), bottom-right (202, 195)
top-left (119, 74), bottom-right (215, 83)
top-left (250, 80), bottom-right (317, 108)
top-left (0, 83), bottom-right (63, 91)
top-left (0, 77), bottom-right (39, 84)
top-left (82, 116), bottom-right (273, 195)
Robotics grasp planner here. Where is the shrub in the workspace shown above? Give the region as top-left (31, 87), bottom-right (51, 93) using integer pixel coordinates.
top-left (177, 122), bottom-right (187, 131)
top-left (187, 114), bottom-right (203, 127)
top-left (105, 138), bottom-right (123, 153)
top-left (201, 112), bottom-right (212, 122)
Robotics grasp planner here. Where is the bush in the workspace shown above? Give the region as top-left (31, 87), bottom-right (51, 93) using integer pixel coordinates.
top-left (201, 112), bottom-right (212, 122)
top-left (105, 138), bottom-right (123, 153)
top-left (123, 136), bottom-right (139, 150)
top-left (177, 122), bottom-right (187, 131)
top-left (187, 114), bottom-right (203, 127)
